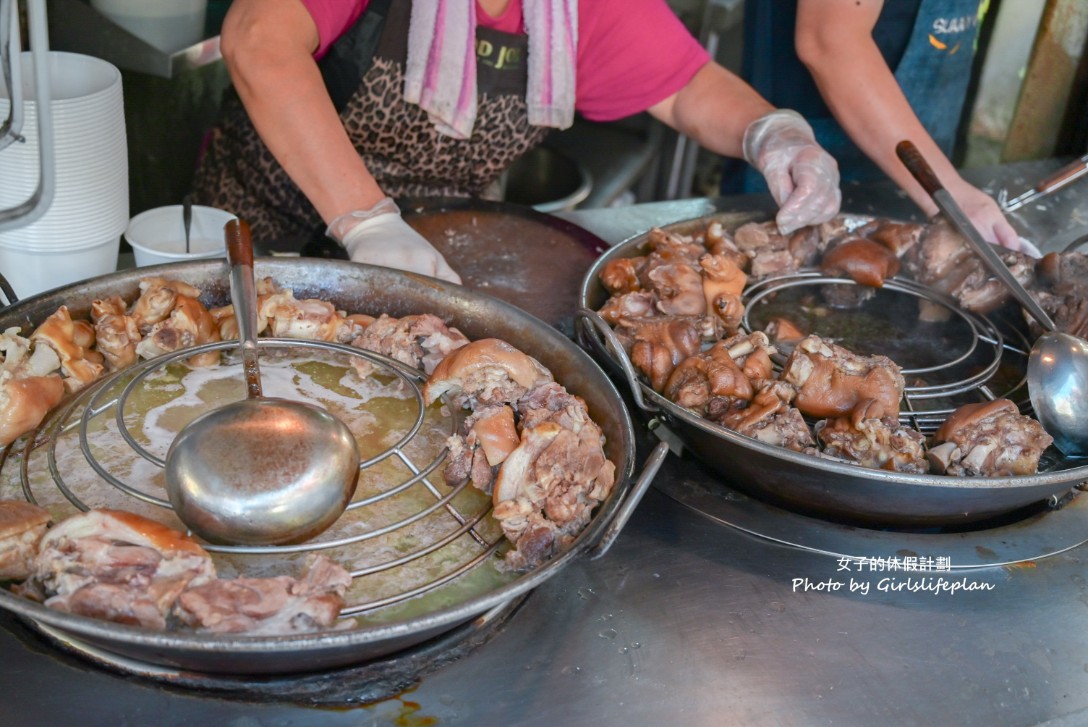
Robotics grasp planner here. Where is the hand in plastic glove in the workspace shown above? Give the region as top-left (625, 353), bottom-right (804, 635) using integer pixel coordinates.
top-left (945, 181), bottom-right (1040, 257)
top-left (327, 199), bottom-right (462, 284)
top-left (743, 109), bottom-right (842, 234)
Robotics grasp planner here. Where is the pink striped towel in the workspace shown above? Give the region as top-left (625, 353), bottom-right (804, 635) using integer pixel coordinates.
top-left (404, 0), bottom-right (578, 139)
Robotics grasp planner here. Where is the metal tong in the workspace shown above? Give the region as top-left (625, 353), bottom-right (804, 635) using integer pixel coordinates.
top-left (1001, 153), bottom-right (1088, 212)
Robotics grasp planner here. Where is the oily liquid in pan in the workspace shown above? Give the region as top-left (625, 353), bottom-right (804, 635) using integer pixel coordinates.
top-left (0, 347), bottom-right (516, 627)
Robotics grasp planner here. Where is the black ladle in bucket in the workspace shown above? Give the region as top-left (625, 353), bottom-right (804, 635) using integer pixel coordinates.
top-left (182, 194), bottom-right (192, 254)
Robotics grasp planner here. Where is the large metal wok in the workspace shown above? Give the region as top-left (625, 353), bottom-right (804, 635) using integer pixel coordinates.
top-left (577, 211), bottom-right (1088, 528)
top-left (0, 258), bottom-right (664, 674)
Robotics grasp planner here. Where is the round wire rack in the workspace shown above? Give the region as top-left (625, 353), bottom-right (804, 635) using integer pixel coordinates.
top-left (0, 338), bottom-right (510, 622)
top-left (742, 271), bottom-right (1032, 434)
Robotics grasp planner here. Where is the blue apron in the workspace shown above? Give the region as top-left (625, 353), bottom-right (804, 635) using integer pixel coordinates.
top-left (722, 0), bottom-right (983, 193)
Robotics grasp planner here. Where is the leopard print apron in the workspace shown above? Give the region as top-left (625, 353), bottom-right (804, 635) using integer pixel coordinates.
top-left (192, 0), bottom-right (549, 241)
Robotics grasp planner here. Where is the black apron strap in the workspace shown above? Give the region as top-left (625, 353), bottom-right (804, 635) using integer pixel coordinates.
top-left (318, 0), bottom-right (394, 113)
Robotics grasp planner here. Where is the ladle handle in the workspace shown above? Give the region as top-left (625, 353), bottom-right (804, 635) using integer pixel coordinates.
top-left (182, 194), bottom-right (193, 254)
top-left (895, 140), bottom-right (1057, 332)
top-left (225, 218), bottom-right (263, 399)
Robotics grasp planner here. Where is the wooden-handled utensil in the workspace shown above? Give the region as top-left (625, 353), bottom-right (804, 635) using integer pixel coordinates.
top-left (896, 139), bottom-right (1088, 457)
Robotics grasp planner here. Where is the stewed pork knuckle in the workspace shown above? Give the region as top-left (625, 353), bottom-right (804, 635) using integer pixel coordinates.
top-left (0, 326), bottom-right (67, 445)
top-left (129, 277), bottom-right (202, 331)
top-left (613, 316), bottom-right (702, 393)
top-left (90, 296), bottom-right (141, 371)
top-left (353, 313), bottom-right (470, 377)
top-left (423, 338), bottom-right (554, 410)
top-left (598, 256), bottom-right (646, 296)
top-left (700, 252), bottom-right (748, 329)
top-left (1029, 251), bottom-right (1088, 339)
top-left (647, 262), bottom-right (705, 316)
top-left (664, 332), bottom-right (776, 415)
top-left (444, 404), bottom-right (520, 493)
top-left (820, 237), bottom-right (901, 288)
top-left (703, 220), bottom-right (747, 264)
top-left (30, 306), bottom-right (105, 391)
top-left (173, 554), bottom-right (354, 635)
top-left (717, 380), bottom-right (815, 452)
top-left (0, 373), bottom-right (65, 447)
top-left (903, 217), bottom-right (1037, 314)
top-left (780, 335), bottom-right (905, 420)
top-left (733, 221), bottom-right (828, 281)
top-left (491, 387), bottom-right (615, 572)
top-left (425, 341), bottom-right (616, 570)
top-left (764, 317), bottom-right (806, 346)
top-left (0, 501), bottom-right (52, 581)
top-left (136, 294), bottom-right (222, 367)
top-left (597, 290), bottom-right (657, 325)
top-left (815, 398), bottom-right (928, 473)
top-left (927, 400), bottom-right (1053, 477)
top-left (22, 509), bottom-right (218, 629)
top-left (15, 508), bottom-right (356, 635)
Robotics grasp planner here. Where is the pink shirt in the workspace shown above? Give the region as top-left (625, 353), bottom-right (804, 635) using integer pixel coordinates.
top-left (300, 0), bottom-right (710, 121)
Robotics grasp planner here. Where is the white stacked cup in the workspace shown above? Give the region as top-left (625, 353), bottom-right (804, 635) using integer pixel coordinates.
top-left (0, 51), bottom-right (128, 299)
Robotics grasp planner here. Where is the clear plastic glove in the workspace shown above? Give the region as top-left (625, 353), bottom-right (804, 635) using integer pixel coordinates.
top-left (743, 109), bottom-right (842, 234)
top-left (327, 199), bottom-right (462, 284)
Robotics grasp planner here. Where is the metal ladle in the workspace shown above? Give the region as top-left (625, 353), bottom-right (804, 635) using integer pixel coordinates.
top-left (164, 218), bottom-right (361, 544)
top-left (897, 141), bottom-right (1088, 457)
top-left (182, 194), bottom-right (192, 254)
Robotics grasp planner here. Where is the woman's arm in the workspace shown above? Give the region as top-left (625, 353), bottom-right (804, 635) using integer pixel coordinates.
top-left (647, 61), bottom-right (773, 158)
top-left (794, 0), bottom-right (1021, 248)
top-left (219, 0), bottom-right (460, 282)
top-left (220, 0), bottom-right (385, 223)
top-left (649, 62), bottom-right (841, 233)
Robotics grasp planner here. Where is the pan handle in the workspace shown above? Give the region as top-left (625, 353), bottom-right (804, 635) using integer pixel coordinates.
top-left (576, 307), bottom-right (659, 413)
top-left (589, 439), bottom-right (669, 560)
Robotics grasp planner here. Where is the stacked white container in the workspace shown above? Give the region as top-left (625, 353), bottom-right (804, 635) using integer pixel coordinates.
top-left (90, 0), bottom-right (208, 54)
top-left (0, 51), bottom-right (128, 299)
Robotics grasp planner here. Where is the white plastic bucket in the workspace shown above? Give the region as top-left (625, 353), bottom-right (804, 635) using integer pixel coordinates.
top-left (0, 235), bottom-right (120, 299)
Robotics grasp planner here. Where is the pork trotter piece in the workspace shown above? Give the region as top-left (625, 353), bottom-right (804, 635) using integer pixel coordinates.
top-left (664, 332), bottom-right (776, 415)
top-left (613, 316), bottom-right (701, 392)
top-left (174, 555), bottom-right (353, 635)
top-left (443, 404), bottom-right (520, 494)
top-left (0, 371), bottom-right (65, 446)
top-left (927, 399), bottom-right (1053, 477)
top-left (26, 510), bottom-right (217, 629)
top-left (815, 399), bottom-right (928, 473)
top-left (490, 383), bottom-right (616, 571)
top-left (0, 501), bottom-right (52, 581)
top-left (820, 237), bottom-right (900, 288)
top-left (424, 338), bottom-right (554, 410)
top-left (780, 335), bottom-right (904, 419)
top-left (718, 380), bottom-right (815, 452)
top-left (905, 218), bottom-right (1036, 314)
top-left (352, 313), bottom-right (470, 376)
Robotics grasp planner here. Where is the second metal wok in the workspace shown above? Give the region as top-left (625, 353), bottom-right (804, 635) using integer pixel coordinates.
top-left (577, 211), bottom-right (1088, 528)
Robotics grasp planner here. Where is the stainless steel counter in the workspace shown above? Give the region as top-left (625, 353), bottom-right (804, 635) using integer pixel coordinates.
top-left (3, 159), bottom-right (1088, 726)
